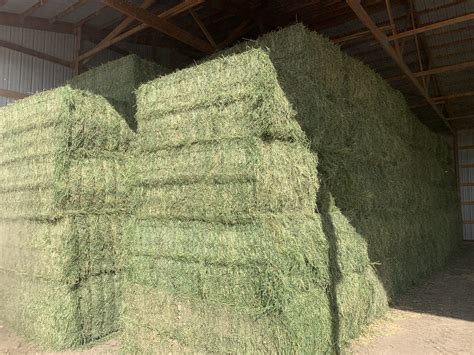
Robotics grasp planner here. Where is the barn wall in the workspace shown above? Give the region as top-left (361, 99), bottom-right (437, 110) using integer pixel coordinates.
top-left (0, 25), bottom-right (75, 107)
top-left (0, 25), bottom-right (189, 108)
top-left (458, 129), bottom-right (474, 241)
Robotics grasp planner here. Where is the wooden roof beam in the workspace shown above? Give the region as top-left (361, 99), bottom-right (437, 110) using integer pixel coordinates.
top-left (20, 0), bottom-right (48, 21)
top-left (190, 9), bottom-right (217, 49)
top-left (332, 25), bottom-right (392, 44)
top-left (345, 0), bottom-right (453, 133)
top-left (411, 91), bottom-right (474, 109)
top-left (98, 0), bottom-right (155, 48)
top-left (0, 89), bottom-right (29, 100)
top-left (388, 12), bottom-right (474, 41)
top-left (388, 60), bottom-right (474, 81)
top-left (79, 0), bottom-right (206, 62)
top-left (80, 0), bottom-right (155, 65)
top-left (99, 0), bottom-right (213, 54)
top-left (0, 38), bottom-right (72, 67)
top-left (50, 0), bottom-right (89, 24)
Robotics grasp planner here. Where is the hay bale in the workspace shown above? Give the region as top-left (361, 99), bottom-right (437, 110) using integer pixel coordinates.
top-left (69, 54), bottom-right (169, 129)
top-left (136, 49), bottom-right (306, 148)
top-left (131, 139), bottom-right (318, 223)
top-left (0, 270), bottom-right (120, 349)
top-left (121, 214), bottom-right (333, 353)
top-left (124, 42), bottom-right (388, 353)
top-left (68, 54), bottom-right (168, 104)
top-left (0, 86), bottom-right (131, 349)
top-left (206, 24), bottom-right (461, 296)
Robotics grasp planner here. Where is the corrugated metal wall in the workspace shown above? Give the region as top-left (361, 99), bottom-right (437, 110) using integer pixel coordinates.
top-left (457, 130), bottom-right (474, 241)
top-left (0, 25), bottom-right (191, 108)
top-left (0, 25), bottom-right (75, 107)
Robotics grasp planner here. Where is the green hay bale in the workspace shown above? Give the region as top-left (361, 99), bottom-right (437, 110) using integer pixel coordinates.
top-left (123, 214), bottom-right (330, 288)
top-left (0, 270), bottom-right (120, 350)
top-left (0, 86), bottom-right (131, 349)
top-left (68, 55), bottom-right (168, 130)
top-left (336, 268), bottom-right (388, 344)
top-left (0, 158), bottom-right (129, 219)
top-left (121, 282), bottom-right (332, 354)
top-left (0, 87), bottom-right (132, 151)
top-left (0, 87), bottom-right (132, 219)
top-left (132, 139), bottom-right (317, 223)
top-left (0, 216), bottom-right (123, 284)
top-left (128, 24), bottom-right (458, 351)
top-left (68, 54), bottom-right (168, 104)
top-left (205, 24), bottom-right (461, 296)
top-left (136, 49), bottom-right (306, 148)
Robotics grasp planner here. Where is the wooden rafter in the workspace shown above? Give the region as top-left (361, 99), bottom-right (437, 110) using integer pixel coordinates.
top-left (50, 0), bottom-right (89, 24)
top-left (90, 0), bottom-right (212, 57)
top-left (345, 0), bottom-right (453, 133)
top-left (412, 91), bottom-right (474, 107)
top-left (0, 39), bottom-right (72, 67)
top-left (385, 0), bottom-right (400, 54)
top-left (0, 89), bottom-right (29, 100)
top-left (388, 12), bottom-right (474, 41)
top-left (332, 25), bottom-right (392, 44)
top-left (388, 60), bottom-right (474, 81)
top-left (80, 0), bottom-right (155, 65)
top-left (79, 0), bottom-right (205, 62)
top-left (20, 0), bottom-right (48, 20)
top-left (190, 9), bottom-right (217, 48)
top-left (97, 0), bottom-right (155, 51)
top-left (408, 0), bottom-right (426, 89)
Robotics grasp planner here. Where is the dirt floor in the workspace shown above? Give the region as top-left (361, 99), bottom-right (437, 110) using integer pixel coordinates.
top-left (351, 244), bottom-right (474, 355)
top-left (0, 245), bottom-right (473, 354)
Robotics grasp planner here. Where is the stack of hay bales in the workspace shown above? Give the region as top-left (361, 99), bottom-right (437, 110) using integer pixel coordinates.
top-left (0, 87), bottom-right (132, 349)
top-left (122, 49), bottom-right (387, 352)
top-left (213, 24), bottom-right (461, 296)
top-left (68, 54), bottom-right (169, 130)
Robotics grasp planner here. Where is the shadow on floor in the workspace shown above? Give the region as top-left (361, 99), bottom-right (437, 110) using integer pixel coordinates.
top-left (392, 244), bottom-right (474, 322)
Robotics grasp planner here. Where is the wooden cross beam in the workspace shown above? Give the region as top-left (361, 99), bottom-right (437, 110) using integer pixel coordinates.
top-left (388, 12), bottom-right (474, 41)
top-left (79, 0), bottom-right (213, 61)
top-left (0, 39), bottom-right (72, 67)
top-left (190, 9), bottom-right (217, 49)
top-left (102, 0), bottom-right (213, 53)
top-left (345, 0), bottom-right (453, 134)
top-left (388, 60), bottom-right (474, 81)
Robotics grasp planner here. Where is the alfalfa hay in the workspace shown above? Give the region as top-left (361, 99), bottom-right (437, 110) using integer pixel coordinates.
top-left (0, 86), bottom-right (132, 349)
top-left (121, 46), bottom-right (388, 353)
top-left (68, 54), bottom-right (169, 129)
